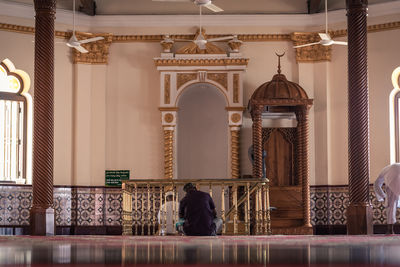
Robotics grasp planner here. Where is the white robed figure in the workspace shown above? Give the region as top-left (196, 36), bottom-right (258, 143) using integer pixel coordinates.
top-left (374, 163), bottom-right (400, 234)
top-left (157, 191), bottom-right (179, 235)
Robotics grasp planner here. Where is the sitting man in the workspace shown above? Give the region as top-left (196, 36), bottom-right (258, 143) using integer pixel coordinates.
top-left (178, 183), bottom-right (222, 236)
top-left (157, 191), bottom-right (179, 235)
top-left (374, 163), bottom-right (400, 234)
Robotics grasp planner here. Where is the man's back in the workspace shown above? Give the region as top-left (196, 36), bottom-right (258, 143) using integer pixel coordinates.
top-left (179, 190), bottom-right (216, 236)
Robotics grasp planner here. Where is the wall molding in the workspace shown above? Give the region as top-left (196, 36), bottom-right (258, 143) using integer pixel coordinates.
top-left (0, 21), bottom-right (399, 44)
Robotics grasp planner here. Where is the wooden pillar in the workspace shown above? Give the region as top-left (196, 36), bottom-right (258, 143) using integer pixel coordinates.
top-left (251, 105), bottom-right (263, 178)
top-left (30, 0), bottom-right (56, 236)
top-left (296, 106), bottom-right (312, 228)
top-left (346, 0), bottom-right (373, 235)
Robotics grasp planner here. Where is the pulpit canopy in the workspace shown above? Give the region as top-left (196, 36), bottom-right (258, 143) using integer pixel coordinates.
top-left (249, 55), bottom-right (312, 112)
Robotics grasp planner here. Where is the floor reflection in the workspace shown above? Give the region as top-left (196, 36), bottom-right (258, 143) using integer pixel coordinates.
top-left (0, 235), bottom-right (400, 265)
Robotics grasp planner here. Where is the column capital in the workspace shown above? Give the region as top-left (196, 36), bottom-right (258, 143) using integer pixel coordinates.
top-left (291, 32), bottom-right (332, 63)
top-left (73, 32), bottom-right (113, 65)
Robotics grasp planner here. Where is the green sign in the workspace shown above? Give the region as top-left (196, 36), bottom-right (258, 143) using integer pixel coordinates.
top-left (105, 170), bottom-right (130, 187)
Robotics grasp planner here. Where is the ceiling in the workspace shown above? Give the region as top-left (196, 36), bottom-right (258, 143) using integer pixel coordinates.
top-left (5, 0), bottom-right (399, 16)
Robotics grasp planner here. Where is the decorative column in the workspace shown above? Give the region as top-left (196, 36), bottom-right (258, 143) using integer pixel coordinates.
top-left (228, 110), bottom-right (243, 179)
top-left (161, 110), bottom-right (177, 179)
top-left (296, 106), bottom-right (312, 228)
top-left (251, 105), bottom-right (263, 178)
top-left (230, 127), bottom-right (240, 178)
top-left (163, 127), bottom-right (174, 179)
top-left (30, 0), bottom-right (56, 236)
top-left (346, 0), bottom-right (373, 235)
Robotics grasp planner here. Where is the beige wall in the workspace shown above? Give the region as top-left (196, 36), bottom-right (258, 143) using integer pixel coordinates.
top-left (0, 10), bottom-right (399, 186)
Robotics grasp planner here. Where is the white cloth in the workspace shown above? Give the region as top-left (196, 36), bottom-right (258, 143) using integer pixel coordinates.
top-left (157, 201), bottom-right (179, 235)
top-left (374, 163), bottom-right (400, 224)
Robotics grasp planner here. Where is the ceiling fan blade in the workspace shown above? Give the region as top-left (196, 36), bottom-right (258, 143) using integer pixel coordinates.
top-left (207, 36), bottom-right (234, 42)
top-left (74, 45), bottom-right (89, 53)
top-left (78, 36), bottom-right (104, 44)
top-left (293, 42), bottom-right (321, 48)
top-left (318, 33), bottom-right (331, 41)
top-left (205, 3), bottom-right (223, 12)
top-left (332, 41), bottom-right (348, 45)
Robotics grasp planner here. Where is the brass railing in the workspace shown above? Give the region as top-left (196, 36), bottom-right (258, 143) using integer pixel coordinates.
top-left (122, 178), bottom-right (270, 235)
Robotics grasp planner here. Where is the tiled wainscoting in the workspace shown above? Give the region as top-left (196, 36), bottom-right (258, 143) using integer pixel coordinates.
top-left (0, 184), bottom-right (389, 235)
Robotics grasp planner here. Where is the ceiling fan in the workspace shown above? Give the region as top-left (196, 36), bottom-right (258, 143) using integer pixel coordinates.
top-left (293, 0), bottom-right (347, 49)
top-left (152, 0), bottom-right (223, 13)
top-left (66, 0), bottom-right (104, 53)
top-left (168, 4), bottom-right (234, 50)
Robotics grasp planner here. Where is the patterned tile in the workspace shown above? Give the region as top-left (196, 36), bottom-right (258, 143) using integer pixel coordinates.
top-left (95, 188), bottom-right (105, 225)
top-left (0, 188), bottom-right (7, 226)
top-left (0, 184), bottom-right (390, 229)
top-left (105, 191), bottom-right (122, 226)
top-left (76, 190), bottom-right (96, 226)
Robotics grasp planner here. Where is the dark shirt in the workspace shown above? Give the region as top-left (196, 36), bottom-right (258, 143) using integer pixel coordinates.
top-left (179, 190), bottom-right (216, 236)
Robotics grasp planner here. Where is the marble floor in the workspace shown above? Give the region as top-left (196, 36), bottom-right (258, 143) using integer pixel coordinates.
top-left (0, 235), bottom-right (400, 266)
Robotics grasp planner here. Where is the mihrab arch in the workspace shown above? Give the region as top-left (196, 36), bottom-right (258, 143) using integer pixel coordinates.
top-left (154, 36), bottom-right (248, 179)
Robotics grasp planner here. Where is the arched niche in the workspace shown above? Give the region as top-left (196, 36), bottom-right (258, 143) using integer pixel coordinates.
top-left (154, 53), bottom-right (249, 179)
top-left (177, 83), bottom-right (228, 179)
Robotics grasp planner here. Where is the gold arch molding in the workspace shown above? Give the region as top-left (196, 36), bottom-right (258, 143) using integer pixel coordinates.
top-left (156, 54), bottom-right (248, 179)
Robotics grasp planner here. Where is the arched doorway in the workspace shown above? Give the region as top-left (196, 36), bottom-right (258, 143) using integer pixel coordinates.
top-left (177, 83), bottom-right (228, 179)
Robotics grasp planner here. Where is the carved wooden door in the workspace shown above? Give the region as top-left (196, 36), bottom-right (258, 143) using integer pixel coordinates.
top-left (264, 129), bottom-right (294, 186)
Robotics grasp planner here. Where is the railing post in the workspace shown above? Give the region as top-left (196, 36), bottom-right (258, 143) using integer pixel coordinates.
top-left (246, 182), bottom-right (251, 235)
top-left (122, 183), bottom-right (133, 235)
top-left (159, 185), bottom-right (165, 235)
top-left (221, 184), bottom-right (226, 235)
top-left (172, 184), bottom-right (177, 234)
top-left (163, 185), bottom-right (167, 235)
top-left (265, 181), bottom-right (271, 235)
top-left (147, 184), bottom-right (151, 236)
top-left (262, 183), bottom-right (267, 234)
top-left (233, 185), bottom-right (238, 235)
top-left (152, 186), bottom-right (156, 235)
top-left (134, 183), bottom-right (138, 235)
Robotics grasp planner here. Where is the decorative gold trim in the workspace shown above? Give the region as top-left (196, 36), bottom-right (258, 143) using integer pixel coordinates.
top-left (176, 41), bottom-right (226, 54)
top-left (233, 74), bottom-right (240, 103)
top-left (177, 73), bottom-right (197, 89)
top-left (228, 39), bottom-right (243, 52)
top-left (207, 73), bottom-right (228, 90)
top-left (73, 32), bottom-right (113, 64)
top-left (231, 113), bottom-right (241, 123)
top-left (163, 129), bottom-right (174, 179)
top-left (164, 113), bottom-right (174, 123)
top-left (112, 33), bottom-right (291, 43)
top-left (164, 74), bottom-right (171, 104)
top-left (159, 107), bottom-right (179, 111)
top-left (0, 23), bottom-right (34, 34)
top-left (155, 58), bottom-right (249, 67)
top-left (226, 106), bottom-right (246, 111)
top-left (1, 21), bottom-right (400, 42)
top-left (332, 21), bottom-right (400, 37)
top-left (291, 32), bottom-right (331, 62)
top-left (176, 29), bottom-right (227, 54)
